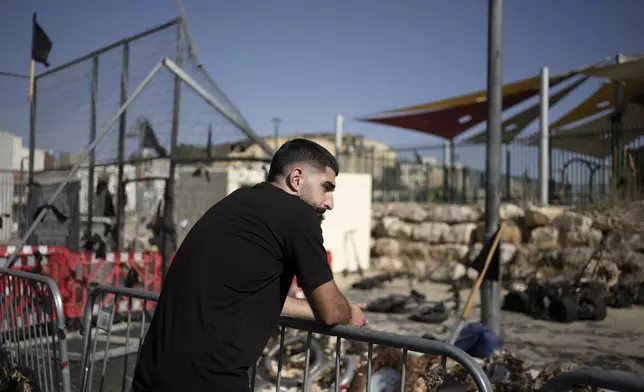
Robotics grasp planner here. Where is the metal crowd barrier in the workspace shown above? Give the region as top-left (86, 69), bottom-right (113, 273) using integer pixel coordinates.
top-left (0, 267), bottom-right (72, 392)
top-left (78, 285), bottom-right (493, 392)
top-left (538, 368), bottom-right (644, 392)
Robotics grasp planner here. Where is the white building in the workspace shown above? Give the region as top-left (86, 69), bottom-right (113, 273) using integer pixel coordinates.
top-left (0, 131), bottom-right (47, 172)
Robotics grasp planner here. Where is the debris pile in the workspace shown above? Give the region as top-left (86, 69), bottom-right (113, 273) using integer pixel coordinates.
top-left (0, 346), bottom-right (41, 392)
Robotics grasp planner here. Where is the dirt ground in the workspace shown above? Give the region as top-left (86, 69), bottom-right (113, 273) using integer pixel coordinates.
top-left (335, 273), bottom-right (644, 375)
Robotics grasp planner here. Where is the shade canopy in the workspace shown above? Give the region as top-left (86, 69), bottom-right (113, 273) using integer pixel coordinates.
top-left (354, 73), bottom-right (574, 140)
top-left (529, 103), bottom-right (644, 158)
top-left (466, 77), bottom-right (587, 144)
top-left (550, 80), bottom-right (644, 129)
top-left (580, 56), bottom-right (644, 81)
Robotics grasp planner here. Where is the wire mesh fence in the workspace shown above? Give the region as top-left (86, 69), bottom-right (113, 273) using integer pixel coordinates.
top-left (345, 119), bottom-right (644, 205)
top-left (26, 17), bottom-right (271, 255)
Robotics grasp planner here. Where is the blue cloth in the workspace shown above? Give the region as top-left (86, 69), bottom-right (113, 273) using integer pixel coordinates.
top-left (454, 322), bottom-right (502, 358)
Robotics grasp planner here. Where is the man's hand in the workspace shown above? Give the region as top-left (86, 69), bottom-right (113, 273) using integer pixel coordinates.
top-left (349, 303), bottom-right (369, 327)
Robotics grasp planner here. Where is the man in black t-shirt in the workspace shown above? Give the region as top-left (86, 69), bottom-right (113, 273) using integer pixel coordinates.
top-left (132, 138), bottom-right (368, 391)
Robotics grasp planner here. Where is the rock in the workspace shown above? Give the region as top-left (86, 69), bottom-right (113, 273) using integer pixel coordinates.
top-left (444, 223), bottom-right (477, 244)
top-left (428, 260), bottom-right (465, 282)
top-left (604, 231), bottom-right (644, 251)
top-left (372, 203), bottom-right (390, 219)
top-left (500, 203), bottom-right (525, 221)
top-left (558, 247), bottom-right (594, 270)
top-left (581, 259), bottom-right (620, 287)
top-left (475, 222), bottom-right (522, 246)
top-left (529, 226), bottom-right (559, 248)
top-left (372, 238), bottom-right (401, 258)
top-left (373, 217), bottom-right (413, 239)
top-left (412, 222), bottom-right (450, 243)
top-left (554, 212), bottom-right (602, 247)
top-left (371, 256), bottom-right (403, 271)
top-left (614, 251), bottom-right (644, 283)
top-left (426, 244), bottom-right (469, 262)
top-left (401, 242), bottom-right (431, 260)
top-left (426, 205), bottom-right (480, 224)
top-left (468, 242), bottom-right (517, 265)
top-left (388, 204), bottom-right (428, 223)
top-left (524, 205), bottom-right (565, 227)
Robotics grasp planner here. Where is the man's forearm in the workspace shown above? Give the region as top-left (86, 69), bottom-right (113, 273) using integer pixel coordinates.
top-left (281, 297), bottom-right (316, 320)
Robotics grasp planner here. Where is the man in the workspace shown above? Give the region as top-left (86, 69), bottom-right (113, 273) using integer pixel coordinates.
top-left (132, 138), bottom-right (368, 391)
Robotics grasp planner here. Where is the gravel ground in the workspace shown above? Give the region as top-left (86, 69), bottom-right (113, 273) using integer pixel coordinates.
top-left (35, 274), bottom-right (644, 391)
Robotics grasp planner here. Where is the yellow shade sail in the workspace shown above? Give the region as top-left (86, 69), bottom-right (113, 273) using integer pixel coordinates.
top-left (466, 77), bottom-right (587, 144)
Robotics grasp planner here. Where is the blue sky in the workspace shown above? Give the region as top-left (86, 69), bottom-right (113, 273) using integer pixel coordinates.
top-left (1, 0), bottom-right (643, 173)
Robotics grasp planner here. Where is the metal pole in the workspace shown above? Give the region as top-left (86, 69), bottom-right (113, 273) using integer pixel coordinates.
top-left (115, 43), bottom-right (130, 251)
top-left (273, 118), bottom-right (281, 150)
top-left (27, 77), bottom-right (37, 234)
top-left (4, 60), bottom-right (165, 269)
top-left (443, 140), bottom-right (451, 201)
top-left (481, 0), bottom-right (503, 336)
top-left (335, 115), bottom-right (344, 159)
top-left (505, 144), bottom-right (511, 198)
top-left (87, 55), bottom-right (99, 241)
top-left (161, 27), bottom-right (183, 280)
top-left (163, 58), bottom-right (274, 157)
top-left (538, 67), bottom-right (549, 206)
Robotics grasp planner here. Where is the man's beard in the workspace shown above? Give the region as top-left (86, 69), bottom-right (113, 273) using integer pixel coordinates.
top-left (315, 208), bottom-right (326, 223)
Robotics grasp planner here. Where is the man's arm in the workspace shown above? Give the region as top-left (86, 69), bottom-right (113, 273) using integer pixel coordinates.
top-left (281, 297), bottom-right (315, 320)
top-left (304, 281), bottom-right (352, 325)
top-left (286, 208), bottom-right (353, 325)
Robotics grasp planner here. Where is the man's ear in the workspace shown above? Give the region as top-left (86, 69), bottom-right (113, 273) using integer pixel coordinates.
top-left (286, 167), bottom-right (304, 192)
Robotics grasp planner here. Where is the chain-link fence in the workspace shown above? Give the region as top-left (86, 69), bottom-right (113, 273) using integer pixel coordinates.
top-left (26, 17), bottom-right (271, 255)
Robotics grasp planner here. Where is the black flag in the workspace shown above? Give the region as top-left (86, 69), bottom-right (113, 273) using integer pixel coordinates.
top-left (31, 13), bottom-right (52, 67)
top-left (140, 119), bottom-right (168, 157)
top-left (470, 224), bottom-right (502, 281)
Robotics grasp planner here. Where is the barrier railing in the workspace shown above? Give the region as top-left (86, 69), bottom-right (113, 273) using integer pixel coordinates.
top-left (78, 285), bottom-right (493, 392)
top-left (0, 266), bottom-right (72, 392)
top-left (538, 368), bottom-right (644, 392)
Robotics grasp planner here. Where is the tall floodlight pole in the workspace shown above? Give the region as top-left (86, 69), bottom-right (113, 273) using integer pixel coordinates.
top-left (538, 67), bottom-right (549, 205)
top-left (481, 0), bottom-right (503, 336)
top-left (272, 118), bottom-right (281, 150)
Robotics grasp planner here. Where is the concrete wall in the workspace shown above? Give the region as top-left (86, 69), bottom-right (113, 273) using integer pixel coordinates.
top-left (321, 173), bottom-right (372, 273)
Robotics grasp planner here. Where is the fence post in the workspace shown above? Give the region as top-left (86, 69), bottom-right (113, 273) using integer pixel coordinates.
top-left (115, 43), bottom-right (130, 251)
top-left (161, 25), bottom-right (183, 279)
top-left (87, 55), bottom-right (99, 241)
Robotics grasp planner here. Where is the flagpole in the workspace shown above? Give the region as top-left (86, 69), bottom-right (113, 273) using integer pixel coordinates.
top-left (28, 13), bottom-right (37, 102)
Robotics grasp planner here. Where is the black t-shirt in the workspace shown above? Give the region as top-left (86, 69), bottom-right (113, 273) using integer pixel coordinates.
top-left (132, 182), bottom-right (334, 391)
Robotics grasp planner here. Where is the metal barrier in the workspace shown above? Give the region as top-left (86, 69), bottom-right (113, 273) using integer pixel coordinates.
top-left (79, 285), bottom-right (493, 392)
top-left (0, 266), bottom-right (71, 392)
top-left (538, 368), bottom-right (644, 392)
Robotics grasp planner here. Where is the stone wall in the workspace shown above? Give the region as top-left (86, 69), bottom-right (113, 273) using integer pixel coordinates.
top-left (370, 202), bottom-right (644, 285)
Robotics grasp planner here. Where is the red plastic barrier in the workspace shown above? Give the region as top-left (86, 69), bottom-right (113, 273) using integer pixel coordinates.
top-left (65, 251), bottom-right (162, 319)
top-left (0, 245), bottom-right (69, 328)
top-left (1, 246), bottom-right (162, 320)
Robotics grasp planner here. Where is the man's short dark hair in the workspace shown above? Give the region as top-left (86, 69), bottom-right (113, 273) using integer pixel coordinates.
top-left (267, 138), bottom-right (339, 182)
